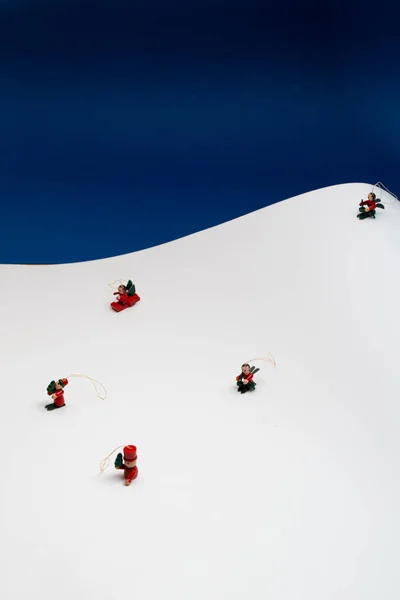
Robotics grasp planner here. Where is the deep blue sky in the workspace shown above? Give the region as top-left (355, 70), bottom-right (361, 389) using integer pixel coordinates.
top-left (1, 0), bottom-right (399, 263)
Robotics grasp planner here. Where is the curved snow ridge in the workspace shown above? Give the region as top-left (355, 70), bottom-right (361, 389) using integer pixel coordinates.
top-left (8, 181), bottom-right (397, 270)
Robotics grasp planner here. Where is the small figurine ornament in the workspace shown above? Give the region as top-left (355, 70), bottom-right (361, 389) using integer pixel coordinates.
top-left (236, 364), bottom-right (259, 394)
top-left (110, 280), bottom-right (140, 312)
top-left (44, 374), bottom-right (107, 411)
top-left (115, 445), bottom-right (138, 486)
top-left (357, 193), bottom-right (385, 220)
top-left (99, 444), bottom-right (139, 486)
top-left (45, 378), bottom-right (68, 410)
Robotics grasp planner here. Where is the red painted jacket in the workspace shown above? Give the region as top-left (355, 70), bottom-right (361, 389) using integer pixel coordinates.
top-left (48, 378), bottom-right (68, 407)
top-left (117, 464), bottom-right (138, 483)
top-left (360, 199), bottom-right (377, 211)
top-left (114, 291), bottom-right (130, 305)
top-left (236, 371), bottom-right (254, 383)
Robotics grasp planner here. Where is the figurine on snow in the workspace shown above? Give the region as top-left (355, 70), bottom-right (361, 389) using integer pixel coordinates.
top-left (114, 445), bottom-right (138, 486)
top-left (357, 193), bottom-right (385, 220)
top-left (236, 363), bottom-right (259, 394)
top-left (45, 378), bottom-right (68, 411)
top-left (110, 280), bottom-right (140, 312)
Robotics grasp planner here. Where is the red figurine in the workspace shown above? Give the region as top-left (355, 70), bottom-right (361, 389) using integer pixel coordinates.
top-left (45, 378), bottom-right (68, 411)
top-left (114, 445), bottom-right (138, 486)
top-left (110, 280), bottom-right (140, 312)
top-left (236, 363), bottom-right (259, 394)
top-left (357, 193), bottom-right (385, 220)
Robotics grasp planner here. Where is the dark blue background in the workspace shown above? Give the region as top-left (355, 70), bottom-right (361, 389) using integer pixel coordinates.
top-left (1, 0), bottom-right (399, 264)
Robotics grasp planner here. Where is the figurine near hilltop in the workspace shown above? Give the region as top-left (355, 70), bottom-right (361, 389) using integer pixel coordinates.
top-left (110, 280), bottom-right (140, 312)
top-left (357, 193), bottom-right (385, 220)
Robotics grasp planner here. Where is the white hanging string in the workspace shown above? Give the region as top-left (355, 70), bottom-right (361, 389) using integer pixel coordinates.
top-left (372, 181), bottom-right (398, 206)
top-left (108, 279), bottom-right (127, 291)
top-left (66, 373), bottom-right (107, 400)
top-left (100, 445), bottom-right (125, 472)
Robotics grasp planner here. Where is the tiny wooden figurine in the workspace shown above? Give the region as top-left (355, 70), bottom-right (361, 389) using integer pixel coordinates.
top-left (236, 364), bottom-right (259, 394)
top-left (110, 280), bottom-right (140, 312)
top-left (45, 378), bottom-right (68, 410)
top-left (357, 193), bottom-right (385, 220)
top-left (114, 445), bottom-right (138, 486)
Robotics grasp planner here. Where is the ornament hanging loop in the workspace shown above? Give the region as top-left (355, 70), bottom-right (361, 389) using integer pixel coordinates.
top-left (372, 181), bottom-right (398, 206)
top-left (100, 445), bottom-right (125, 472)
top-left (246, 353), bottom-right (277, 368)
top-left (66, 373), bottom-right (107, 400)
top-left (108, 279), bottom-right (127, 291)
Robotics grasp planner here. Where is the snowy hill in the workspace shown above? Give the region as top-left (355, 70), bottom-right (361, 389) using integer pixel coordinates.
top-left (1, 182), bottom-right (399, 600)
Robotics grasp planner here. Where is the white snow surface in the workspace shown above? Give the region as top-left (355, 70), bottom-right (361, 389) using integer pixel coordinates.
top-left (1, 183), bottom-right (400, 600)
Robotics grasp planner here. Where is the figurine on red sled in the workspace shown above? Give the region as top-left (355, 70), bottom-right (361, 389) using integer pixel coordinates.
top-left (45, 378), bottom-right (68, 411)
top-left (114, 445), bottom-right (138, 486)
top-left (357, 193), bottom-right (385, 220)
top-left (236, 363), bottom-right (259, 394)
top-left (110, 280), bottom-right (140, 312)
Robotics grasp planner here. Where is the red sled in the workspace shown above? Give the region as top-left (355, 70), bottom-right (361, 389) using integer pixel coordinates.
top-left (111, 293), bottom-right (141, 312)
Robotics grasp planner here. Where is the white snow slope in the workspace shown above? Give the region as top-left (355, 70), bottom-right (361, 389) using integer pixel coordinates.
top-left (1, 183), bottom-right (400, 600)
